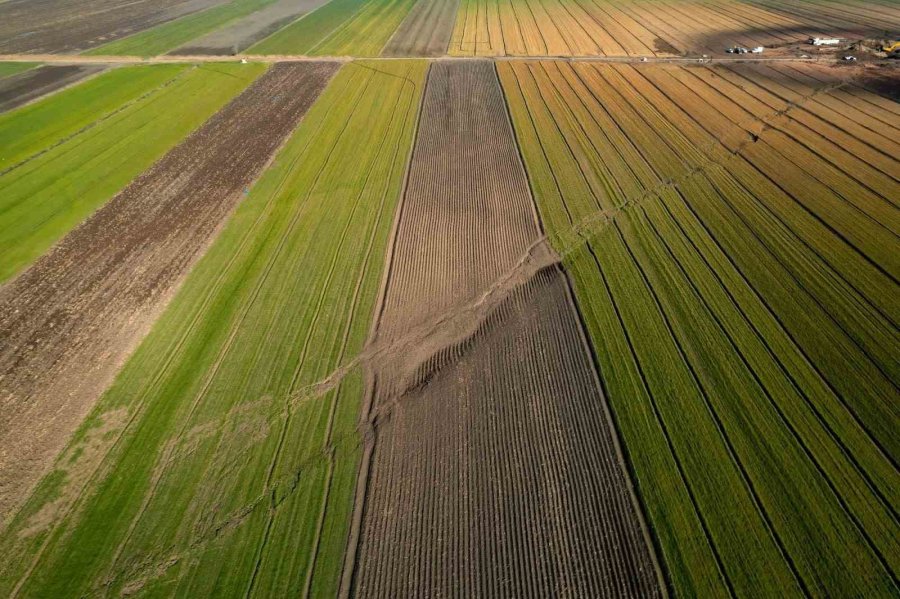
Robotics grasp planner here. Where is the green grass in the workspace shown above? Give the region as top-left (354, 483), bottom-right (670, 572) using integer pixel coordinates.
top-left (499, 60), bottom-right (900, 597)
top-left (248, 0), bottom-right (415, 56)
top-left (0, 64), bottom-right (185, 170)
top-left (85, 0), bottom-right (279, 57)
top-left (0, 63), bottom-right (265, 282)
top-left (0, 59), bottom-right (426, 598)
top-left (0, 62), bottom-right (39, 79)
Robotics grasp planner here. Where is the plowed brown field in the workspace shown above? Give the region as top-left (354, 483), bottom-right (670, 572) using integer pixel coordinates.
top-left (0, 62), bottom-right (338, 520)
top-left (346, 60), bottom-right (662, 597)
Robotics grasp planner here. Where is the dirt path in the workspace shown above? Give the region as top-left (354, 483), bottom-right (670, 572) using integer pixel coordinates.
top-left (344, 61), bottom-right (664, 597)
top-left (0, 61), bottom-right (339, 521)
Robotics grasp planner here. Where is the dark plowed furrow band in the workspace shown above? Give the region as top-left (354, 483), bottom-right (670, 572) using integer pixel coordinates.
top-left (350, 61), bottom-right (663, 597)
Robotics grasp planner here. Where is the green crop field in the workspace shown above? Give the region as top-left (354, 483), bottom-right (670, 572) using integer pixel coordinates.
top-left (0, 59), bottom-right (426, 598)
top-left (248, 0), bottom-right (415, 55)
top-left (0, 65), bottom-right (184, 170)
top-left (499, 60), bottom-right (899, 597)
top-left (0, 63), bottom-right (265, 282)
top-left (86, 0), bottom-right (279, 57)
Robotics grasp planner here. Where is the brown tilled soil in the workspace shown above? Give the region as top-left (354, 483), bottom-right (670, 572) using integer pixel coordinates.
top-left (0, 61), bottom-right (339, 521)
top-left (171, 0), bottom-right (330, 55)
top-left (381, 0), bottom-right (459, 56)
top-left (0, 65), bottom-right (105, 113)
top-left (346, 61), bottom-right (663, 597)
top-left (0, 0), bottom-right (226, 54)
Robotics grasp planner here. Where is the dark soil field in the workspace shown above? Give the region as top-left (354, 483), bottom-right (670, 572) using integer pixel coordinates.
top-left (0, 65), bottom-right (105, 113)
top-left (346, 61), bottom-right (663, 596)
top-left (382, 0), bottom-right (459, 56)
top-left (0, 62), bottom-right (338, 520)
top-left (0, 0), bottom-right (227, 53)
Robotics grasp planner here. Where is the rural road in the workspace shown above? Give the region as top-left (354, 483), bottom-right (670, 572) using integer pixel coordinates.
top-left (0, 53), bottom-right (893, 65)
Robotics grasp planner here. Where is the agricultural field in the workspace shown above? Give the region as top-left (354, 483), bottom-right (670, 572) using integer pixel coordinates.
top-left (172, 0), bottom-right (332, 55)
top-left (499, 60), bottom-right (899, 596)
top-left (0, 63), bottom-right (39, 79)
top-left (0, 65), bottom-right (105, 113)
top-left (85, 0), bottom-right (281, 57)
top-left (0, 0), bottom-right (230, 53)
top-left (0, 62), bottom-right (336, 524)
top-left (351, 61), bottom-right (663, 596)
top-left (449, 0), bottom-right (900, 56)
top-left (247, 0), bottom-right (417, 55)
top-left (0, 59), bottom-right (425, 598)
top-left (0, 0), bottom-right (898, 597)
top-left (381, 0), bottom-right (459, 55)
top-left (0, 62), bottom-right (264, 282)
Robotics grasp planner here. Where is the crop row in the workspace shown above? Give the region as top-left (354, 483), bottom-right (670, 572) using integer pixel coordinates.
top-left (0, 60), bottom-right (426, 598)
top-left (499, 60), bottom-right (899, 597)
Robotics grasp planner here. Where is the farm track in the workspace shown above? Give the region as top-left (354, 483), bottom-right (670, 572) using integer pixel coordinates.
top-left (349, 60), bottom-right (662, 597)
top-left (499, 60), bottom-right (899, 597)
top-left (0, 64), bottom-right (105, 113)
top-left (0, 62), bottom-right (337, 523)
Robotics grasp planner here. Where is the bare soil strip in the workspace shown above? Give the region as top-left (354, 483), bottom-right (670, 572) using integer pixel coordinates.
top-left (171, 0), bottom-right (331, 55)
top-left (0, 0), bottom-right (226, 54)
top-left (347, 61), bottom-right (663, 597)
top-left (381, 0), bottom-right (459, 56)
top-left (0, 62), bottom-right (338, 521)
top-left (0, 64), bottom-right (105, 113)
